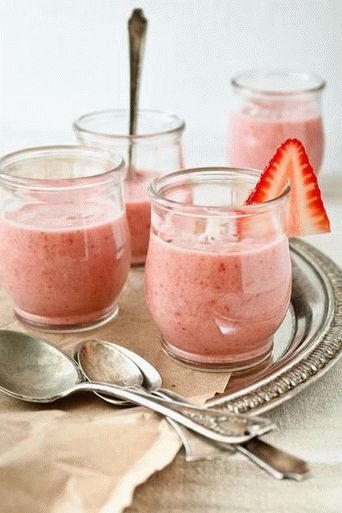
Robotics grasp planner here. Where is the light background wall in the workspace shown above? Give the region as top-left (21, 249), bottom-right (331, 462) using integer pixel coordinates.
top-left (1, 0), bottom-right (341, 171)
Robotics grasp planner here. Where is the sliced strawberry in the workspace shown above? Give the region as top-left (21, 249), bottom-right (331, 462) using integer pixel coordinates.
top-left (246, 138), bottom-right (331, 237)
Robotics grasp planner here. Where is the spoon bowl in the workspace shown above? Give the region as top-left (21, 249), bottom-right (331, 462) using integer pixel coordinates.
top-left (0, 330), bottom-right (82, 402)
top-left (74, 339), bottom-right (162, 405)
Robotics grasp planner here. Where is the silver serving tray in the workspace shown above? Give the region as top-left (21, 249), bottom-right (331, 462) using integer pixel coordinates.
top-left (207, 238), bottom-right (342, 414)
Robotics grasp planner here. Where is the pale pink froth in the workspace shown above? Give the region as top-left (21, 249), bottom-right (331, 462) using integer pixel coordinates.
top-left (124, 172), bottom-right (159, 265)
top-left (145, 234), bottom-right (291, 365)
top-left (228, 111), bottom-right (323, 171)
top-left (0, 202), bottom-right (131, 326)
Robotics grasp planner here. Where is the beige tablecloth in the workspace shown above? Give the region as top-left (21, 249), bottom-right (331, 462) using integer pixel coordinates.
top-left (124, 173), bottom-right (342, 513)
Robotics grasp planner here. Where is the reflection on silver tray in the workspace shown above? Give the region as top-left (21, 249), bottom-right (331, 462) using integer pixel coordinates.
top-left (207, 238), bottom-right (342, 414)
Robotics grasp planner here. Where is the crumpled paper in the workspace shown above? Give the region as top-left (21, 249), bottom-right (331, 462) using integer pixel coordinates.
top-left (0, 269), bottom-right (230, 513)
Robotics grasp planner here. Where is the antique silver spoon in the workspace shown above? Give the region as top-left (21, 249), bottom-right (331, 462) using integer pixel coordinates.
top-left (0, 330), bottom-right (274, 445)
top-left (73, 338), bottom-right (161, 406)
top-left (127, 8), bottom-right (147, 179)
top-left (75, 339), bottom-right (309, 480)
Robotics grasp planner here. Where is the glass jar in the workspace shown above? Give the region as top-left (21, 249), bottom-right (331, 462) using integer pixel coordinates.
top-left (0, 145), bottom-right (131, 332)
top-left (145, 167), bottom-right (292, 371)
top-left (73, 109), bottom-right (185, 265)
top-left (228, 69), bottom-right (325, 172)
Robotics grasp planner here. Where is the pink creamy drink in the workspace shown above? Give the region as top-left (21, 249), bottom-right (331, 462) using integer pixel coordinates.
top-left (0, 202), bottom-right (131, 328)
top-left (146, 235), bottom-right (291, 366)
top-left (145, 167), bottom-right (292, 370)
top-left (73, 109), bottom-right (186, 265)
top-left (0, 145), bottom-right (130, 331)
top-left (229, 70), bottom-right (325, 172)
top-left (229, 110), bottom-right (323, 171)
top-left (124, 172), bottom-right (159, 265)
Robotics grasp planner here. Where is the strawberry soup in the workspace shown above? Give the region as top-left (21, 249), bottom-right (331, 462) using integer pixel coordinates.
top-left (124, 172), bottom-right (159, 265)
top-left (145, 167), bottom-right (292, 370)
top-left (0, 145), bottom-right (131, 331)
top-left (228, 70), bottom-right (325, 172)
top-left (146, 234), bottom-right (291, 368)
top-left (229, 110), bottom-right (323, 171)
top-left (0, 202), bottom-right (131, 329)
top-left (73, 109), bottom-right (186, 265)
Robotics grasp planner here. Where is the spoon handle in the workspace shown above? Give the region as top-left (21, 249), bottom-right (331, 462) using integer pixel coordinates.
top-left (235, 439), bottom-right (309, 481)
top-left (74, 381), bottom-right (274, 445)
top-left (127, 8), bottom-right (147, 179)
top-left (157, 388), bottom-right (309, 479)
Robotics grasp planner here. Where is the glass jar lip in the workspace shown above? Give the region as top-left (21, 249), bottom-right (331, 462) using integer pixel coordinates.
top-left (73, 109), bottom-right (186, 141)
top-left (231, 68), bottom-right (326, 96)
top-left (149, 167), bottom-right (290, 216)
top-left (0, 144), bottom-right (125, 192)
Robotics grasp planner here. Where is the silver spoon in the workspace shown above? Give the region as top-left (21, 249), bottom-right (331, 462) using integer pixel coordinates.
top-left (75, 339), bottom-right (309, 480)
top-left (127, 8), bottom-right (147, 180)
top-left (0, 330), bottom-right (274, 445)
top-left (73, 338), bottom-right (161, 406)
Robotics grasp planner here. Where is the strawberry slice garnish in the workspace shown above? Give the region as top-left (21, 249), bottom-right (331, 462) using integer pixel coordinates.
top-left (246, 138), bottom-right (330, 237)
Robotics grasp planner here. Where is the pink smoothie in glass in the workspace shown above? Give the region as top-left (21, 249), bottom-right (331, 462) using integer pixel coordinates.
top-left (145, 234), bottom-right (291, 366)
top-left (228, 110), bottom-right (323, 171)
top-left (0, 201), bottom-right (131, 327)
top-left (124, 172), bottom-right (159, 265)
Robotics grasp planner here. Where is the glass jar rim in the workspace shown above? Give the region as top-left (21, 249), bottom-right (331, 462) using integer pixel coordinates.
top-left (73, 109), bottom-right (186, 141)
top-left (149, 167), bottom-right (290, 216)
top-left (0, 145), bottom-right (125, 192)
top-left (231, 69), bottom-right (326, 96)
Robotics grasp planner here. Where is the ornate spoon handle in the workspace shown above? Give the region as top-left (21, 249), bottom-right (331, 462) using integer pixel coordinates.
top-left (127, 8), bottom-right (147, 179)
top-left (157, 388), bottom-right (309, 479)
top-left (74, 381), bottom-right (274, 445)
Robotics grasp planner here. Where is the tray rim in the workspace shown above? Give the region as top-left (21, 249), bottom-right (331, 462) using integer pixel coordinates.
top-left (207, 238), bottom-right (342, 414)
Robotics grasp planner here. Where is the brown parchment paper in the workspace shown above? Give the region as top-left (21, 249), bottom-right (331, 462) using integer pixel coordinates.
top-left (0, 269), bottom-right (230, 513)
